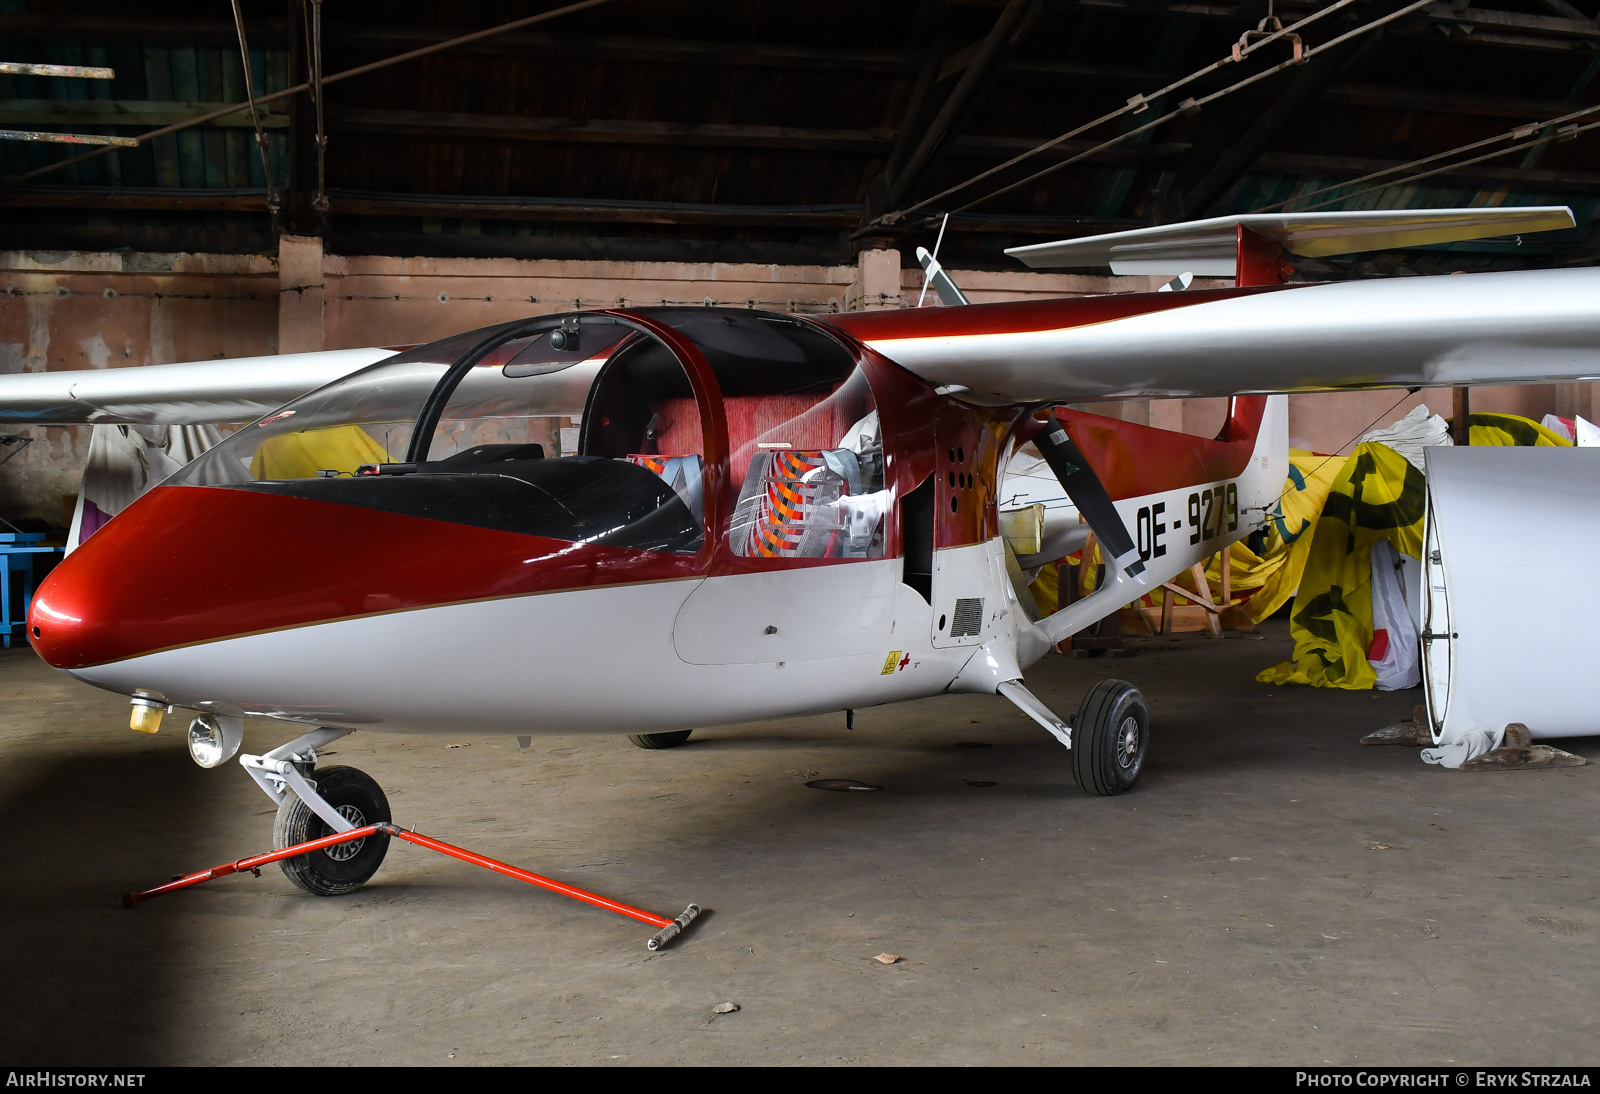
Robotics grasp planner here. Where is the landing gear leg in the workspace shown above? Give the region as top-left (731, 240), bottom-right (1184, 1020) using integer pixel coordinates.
top-left (274, 766), bottom-right (392, 895)
top-left (1071, 679), bottom-right (1148, 796)
top-left (239, 726), bottom-right (391, 895)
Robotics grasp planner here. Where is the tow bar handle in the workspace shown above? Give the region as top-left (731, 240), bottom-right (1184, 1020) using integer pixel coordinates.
top-left (122, 821), bottom-right (701, 950)
top-left (648, 904), bottom-right (702, 951)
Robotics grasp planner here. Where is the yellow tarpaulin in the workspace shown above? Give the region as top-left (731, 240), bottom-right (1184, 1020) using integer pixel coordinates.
top-left (1259, 411), bottom-right (1571, 690)
top-left (250, 425), bottom-right (392, 481)
top-left (1206, 449), bottom-right (1344, 623)
top-left (1256, 441), bottom-right (1425, 690)
top-left (1462, 412), bottom-right (1573, 448)
top-left (1028, 559), bottom-right (1061, 617)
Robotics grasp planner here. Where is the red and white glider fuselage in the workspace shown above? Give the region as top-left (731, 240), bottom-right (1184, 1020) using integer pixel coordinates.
top-left (28, 296), bottom-right (1286, 736)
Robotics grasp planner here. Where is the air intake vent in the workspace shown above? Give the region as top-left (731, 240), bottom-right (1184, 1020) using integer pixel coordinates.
top-left (950, 597), bottom-right (984, 637)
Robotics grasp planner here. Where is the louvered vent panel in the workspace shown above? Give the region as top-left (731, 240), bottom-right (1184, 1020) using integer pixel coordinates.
top-left (950, 597), bottom-right (984, 637)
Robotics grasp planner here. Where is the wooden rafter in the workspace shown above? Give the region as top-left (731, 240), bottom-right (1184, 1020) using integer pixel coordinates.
top-left (871, 0), bottom-right (1041, 219)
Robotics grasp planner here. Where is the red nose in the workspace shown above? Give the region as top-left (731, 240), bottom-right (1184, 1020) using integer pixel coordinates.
top-left (28, 485), bottom-right (611, 670)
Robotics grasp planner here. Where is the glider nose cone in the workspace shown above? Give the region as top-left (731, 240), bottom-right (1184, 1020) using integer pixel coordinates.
top-left (28, 529), bottom-right (141, 671)
top-left (27, 485), bottom-right (220, 671)
top-left (27, 480), bottom-right (598, 672)
top-left (30, 564), bottom-right (101, 671)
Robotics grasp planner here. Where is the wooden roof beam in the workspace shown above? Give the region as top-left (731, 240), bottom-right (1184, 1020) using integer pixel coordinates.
top-left (325, 107), bottom-right (897, 152)
top-left (1423, 2), bottom-right (1600, 38)
top-left (1153, 35), bottom-right (1369, 223)
top-left (0, 100), bottom-right (287, 129)
top-left (0, 185), bottom-right (1142, 236)
top-left (5, 10), bottom-right (1597, 72)
top-left (1257, 149), bottom-right (1600, 192)
top-left (1425, 25), bottom-right (1599, 50)
top-left (1538, 0), bottom-right (1595, 23)
top-left (1320, 83), bottom-right (1599, 119)
top-left (0, 14), bottom-right (923, 72)
top-left (0, 13), bottom-right (284, 44)
top-left (326, 27), bottom-right (926, 72)
top-left (320, 105), bottom-right (1187, 166)
top-left (8, 84), bottom-right (1587, 134)
top-left (871, 0), bottom-right (1041, 221)
top-left (0, 187), bottom-right (862, 224)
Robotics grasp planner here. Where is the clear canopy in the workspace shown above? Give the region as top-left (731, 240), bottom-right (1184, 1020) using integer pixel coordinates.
top-left (170, 308), bottom-right (885, 559)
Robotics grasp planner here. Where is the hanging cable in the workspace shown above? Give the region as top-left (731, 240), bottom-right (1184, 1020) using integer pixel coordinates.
top-left (1262, 387), bottom-right (1421, 519)
top-left (3, 0), bottom-right (614, 186)
top-left (936, 0), bottom-right (1435, 222)
top-left (1288, 119), bottom-right (1600, 212)
top-left (859, 0), bottom-right (1373, 234)
top-left (859, 0), bottom-right (1432, 235)
top-left (229, 0), bottom-right (280, 225)
top-left (1254, 102), bottom-right (1600, 213)
top-left (305, 0), bottom-right (329, 221)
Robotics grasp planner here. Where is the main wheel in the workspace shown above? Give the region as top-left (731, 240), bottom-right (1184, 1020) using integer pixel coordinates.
top-left (627, 730), bottom-right (693, 750)
top-left (1071, 679), bottom-right (1148, 796)
top-left (274, 765), bottom-right (391, 896)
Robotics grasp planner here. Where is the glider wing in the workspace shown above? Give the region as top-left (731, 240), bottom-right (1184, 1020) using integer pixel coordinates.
top-left (0, 347), bottom-right (395, 425)
top-left (830, 265), bottom-right (1600, 406)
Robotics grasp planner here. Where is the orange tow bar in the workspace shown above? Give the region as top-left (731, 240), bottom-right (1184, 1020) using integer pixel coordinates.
top-left (123, 821), bottom-right (702, 951)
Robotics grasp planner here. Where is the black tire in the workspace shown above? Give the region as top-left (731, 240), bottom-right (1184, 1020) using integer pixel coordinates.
top-left (273, 765), bottom-right (391, 896)
top-left (627, 730), bottom-right (693, 750)
top-left (1071, 679), bottom-right (1148, 797)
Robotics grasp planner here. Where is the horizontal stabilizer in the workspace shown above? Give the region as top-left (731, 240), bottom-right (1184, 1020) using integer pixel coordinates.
top-left (1005, 206), bottom-right (1575, 275)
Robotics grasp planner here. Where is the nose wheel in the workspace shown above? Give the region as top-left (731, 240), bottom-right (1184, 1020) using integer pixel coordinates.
top-left (1071, 679), bottom-right (1148, 796)
top-left (628, 730), bottom-right (693, 749)
top-left (273, 765), bottom-right (392, 895)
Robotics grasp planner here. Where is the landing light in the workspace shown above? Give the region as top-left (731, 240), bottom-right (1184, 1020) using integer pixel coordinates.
top-left (128, 692), bottom-right (166, 734)
top-left (187, 714), bottom-right (243, 769)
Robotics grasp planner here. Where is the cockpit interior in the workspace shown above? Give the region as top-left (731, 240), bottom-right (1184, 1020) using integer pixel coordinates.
top-left (172, 308), bottom-right (892, 564)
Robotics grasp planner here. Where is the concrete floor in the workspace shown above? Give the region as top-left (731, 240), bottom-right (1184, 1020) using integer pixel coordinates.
top-left (1, 623), bottom-right (1596, 1066)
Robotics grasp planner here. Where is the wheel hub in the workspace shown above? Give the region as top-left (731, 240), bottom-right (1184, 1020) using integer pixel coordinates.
top-left (324, 804), bottom-right (367, 861)
top-left (1116, 715), bottom-right (1141, 769)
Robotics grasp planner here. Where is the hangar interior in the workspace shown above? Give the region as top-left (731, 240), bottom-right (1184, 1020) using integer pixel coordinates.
top-left (5, 0), bottom-right (1600, 521)
top-left (1, 0), bottom-right (1598, 1067)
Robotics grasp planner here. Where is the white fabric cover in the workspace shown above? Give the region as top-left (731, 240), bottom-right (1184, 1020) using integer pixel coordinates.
top-left (1577, 416), bottom-right (1600, 447)
top-left (66, 423), bottom-right (223, 553)
top-left (840, 410), bottom-right (880, 454)
top-left (1369, 538), bottom-right (1420, 692)
top-left (1358, 404), bottom-right (1451, 472)
top-left (1421, 726), bottom-right (1505, 769)
top-left (1541, 413), bottom-right (1576, 442)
